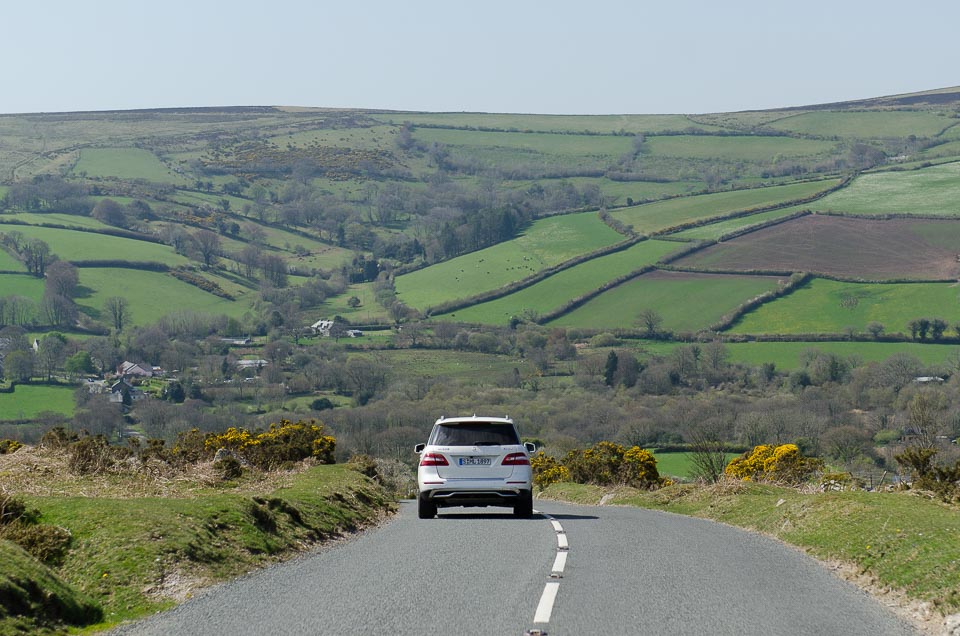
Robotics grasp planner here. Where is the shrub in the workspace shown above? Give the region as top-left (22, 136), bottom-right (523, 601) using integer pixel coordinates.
top-left (531, 451), bottom-right (569, 491)
top-left (67, 435), bottom-right (129, 475)
top-left (725, 444), bottom-right (823, 485)
top-left (0, 494), bottom-right (33, 526)
top-left (563, 441), bottom-right (664, 489)
top-left (247, 419), bottom-right (336, 469)
top-left (214, 455), bottom-right (243, 480)
top-left (0, 439), bottom-right (23, 454)
top-left (895, 447), bottom-right (960, 500)
top-left (40, 426), bottom-right (78, 450)
top-left (0, 521), bottom-right (72, 565)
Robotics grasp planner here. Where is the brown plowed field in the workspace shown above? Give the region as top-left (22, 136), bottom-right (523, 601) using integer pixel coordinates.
top-left (676, 215), bottom-right (960, 279)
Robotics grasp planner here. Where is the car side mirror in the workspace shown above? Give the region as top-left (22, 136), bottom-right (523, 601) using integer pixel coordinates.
top-left (524, 442), bottom-right (536, 453)
top-left (414, 443), bottom-right (425, 454)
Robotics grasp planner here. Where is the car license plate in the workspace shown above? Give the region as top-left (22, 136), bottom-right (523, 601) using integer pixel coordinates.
top-left (459, 457), bottom-right (492, 466)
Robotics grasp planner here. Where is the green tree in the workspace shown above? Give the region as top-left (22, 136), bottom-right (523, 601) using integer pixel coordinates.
top-left (603, 351), bottom-right (618, 387)
top-left (65, 351), bottom-right (96, 377)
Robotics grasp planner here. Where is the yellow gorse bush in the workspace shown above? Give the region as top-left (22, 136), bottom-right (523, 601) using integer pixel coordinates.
top-left (530, 451), bottom-right (569, 491)
top-left (725, 443), bottom-right (822, 485)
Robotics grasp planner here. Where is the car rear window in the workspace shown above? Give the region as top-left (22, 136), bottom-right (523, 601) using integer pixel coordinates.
top-left (429, 422), bottom-right (520, 446)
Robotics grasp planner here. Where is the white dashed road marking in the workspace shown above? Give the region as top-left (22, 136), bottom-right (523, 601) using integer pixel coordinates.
top-left (531, 509), bottom-right (568, 629)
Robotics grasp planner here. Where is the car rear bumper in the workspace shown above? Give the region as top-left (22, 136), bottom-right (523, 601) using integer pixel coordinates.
top-left (419, 479), bottom-right (531, 508)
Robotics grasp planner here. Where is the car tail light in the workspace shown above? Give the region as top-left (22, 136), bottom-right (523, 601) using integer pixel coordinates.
top-left (501, 453), bottom-right (530, 466)
top-left (419, 452), bottom-right (449, 467)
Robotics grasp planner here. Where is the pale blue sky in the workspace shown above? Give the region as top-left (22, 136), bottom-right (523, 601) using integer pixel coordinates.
top-left (2, 0), bottom-right (957, 115)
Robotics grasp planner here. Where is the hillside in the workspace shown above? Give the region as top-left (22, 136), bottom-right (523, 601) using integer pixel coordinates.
top-left (1, 87), bottom-right (960, 472)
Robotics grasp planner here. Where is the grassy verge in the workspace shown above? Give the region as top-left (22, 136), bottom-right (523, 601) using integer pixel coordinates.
top-left (540, 482), bottom-right (960, 620)
top-left (2, 462), bottom-right (394, 633)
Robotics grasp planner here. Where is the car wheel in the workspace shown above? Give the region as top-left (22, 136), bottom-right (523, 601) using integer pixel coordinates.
top-left (513, 491), bottom-right (533, 518)
top-left (418, 493), bottom-right (437, 519)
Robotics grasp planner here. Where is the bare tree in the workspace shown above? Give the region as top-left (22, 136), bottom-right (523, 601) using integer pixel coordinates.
top-left (104, 296), bottom-right (128, 332)
top-left (637, 308), bottom-right (663, 336)
top-left (192, 229), bottom-right (221, 268)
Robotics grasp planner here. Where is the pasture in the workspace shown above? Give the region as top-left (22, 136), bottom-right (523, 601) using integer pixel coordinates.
top-left (76, 268), bottom-right (254, 327)
top-left (3, 212), bottom-right (110, 230)
top-left (766, 110), bottom-right (954, 138)
top-left (727, 278), bottom-right (960, 336)
top-left (810, 161), bottom-right (960, 216)
top-left (441, 240), bottom-right (681, 324)
top-left (722, 341), bottom-right (960, 371)
top-left (0, 248), bottom-right (24, 271)
top-left (371, 112), bottom-right (711, 134)
top-left (413, 128), bottom-right (634, 156)
top-left (0, 273), bottom-right (44, 300)
top-left (0, 384), bottom-right (76, 420)
top-left (0, 225), bottom-right (189, 266)
top-left (72, 147), bottom-right (189, 184)
top-left (653, 451), bottom-right (741, 480)
top-left (670, 206), bottom-right (807, 240)
top-left (548, 271), bottom-right (783, 332)
top-left (609, 179), bottom-right (840, 235)
top-left (395, 212), bottom-right (623, 310)
top-left (645, 135), bottom-right (835, 161)
top-left (677, 215), bottom-right (960, 280)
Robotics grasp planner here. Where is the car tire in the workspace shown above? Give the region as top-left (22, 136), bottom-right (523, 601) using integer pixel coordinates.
top-left (513, 491), bottom-right (533, 518)
top-left (418, 493), bottom-right (437, 519)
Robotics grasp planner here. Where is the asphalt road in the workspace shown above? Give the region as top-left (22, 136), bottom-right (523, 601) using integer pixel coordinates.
top-left (112, 500), bottom-right (919, 636)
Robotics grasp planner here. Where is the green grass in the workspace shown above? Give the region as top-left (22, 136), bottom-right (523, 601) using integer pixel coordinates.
top-left (441, 240), bottom-right (681, 324)
top-left (17, 464), bottom-right (392, 630)
top-left (413, 127), bottom-right (636, 156)
top-left (767, 110), bottom-right (955, 138)
top-left (652, 451), bottom-right (740, 480)
top-left (670, 205), bottom-right (809, 240)
top-left (728, 278), bottom-right (960, 335)
top-left (72, 147), bottom-right (189, 184)
top-left (2, 212), bottom-right (111, 230)
top-left (0, 273), bottom-right (44, 299)
top-left (810, 162), bottom-right (960, 216)
top-left (371, 112), bottom-right (713, 134)
top-left (549, 272), bottom-right (783, 332)
top-left (0, 384), bottom-right (76, 420)
top-left (354, 349), bottom-right (534, 381)
top-left (0, 225), bottom-right (189, 265)
top-left (76, 268), bottom-right (254, 327)
top-left (542, 482), bottom-right (960, 613)
top-left (395, 212), bottom-right (623, 310)
top-left (645, 135), bottom-right (835, 161)
top-left (0, 247), bottom-right (24, 270)
top-left (322, 282), bottom-right (391, 323)
top-left (610, 180), bottom-right (841, 234)
top-left (722, 341), bottom-right (960, 370)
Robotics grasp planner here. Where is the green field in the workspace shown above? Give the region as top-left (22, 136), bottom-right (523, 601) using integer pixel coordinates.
top-left (0, 273), bottom-right (44, 300)
top-left (653, 451), bottom-right (741, 480)
top-left (728, 278), bottom-right (960, 335)
top-left (767, 110), bottom-right (955, 138)
top-left (549, 271), bottom-right (783, 332)
top-left (810, 162), bottom-right (960, 216)
top-left (645, 135), bottom-right (835, 161)
top-left (0, 248), bottom-right (24, 271)
top-left (76, 268), bottom-right (254, 326)
top-left (72, 147), bottom-right (189, 184)
top-left (441, 240), bottom-right (681, 324)
top-left (0, 225), bottom-right (189, 266)
top-left (413, 128), bottom-right (635, 157)
top-left (614, 339), bottom-right (960, 371)
top-left (610, 180), bottom-right (840, 234)
top-left (371, 112), bottom-right (714, 134)
top-left (355, 349), bottom-right (534, 382)
top-left (0, 384), bottom-right (76, 420)
top-left (395, 212), bottom-right (623, 310)
top-left (3, 212), bottom-right (111, 230)
top-left (670, 205), bottom-right (808, 240)
top-left (723, 341), bottom-right (960, 370)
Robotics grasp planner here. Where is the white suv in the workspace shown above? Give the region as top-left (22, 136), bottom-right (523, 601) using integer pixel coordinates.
top-left (414, 415), bottom-right (536, 519)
